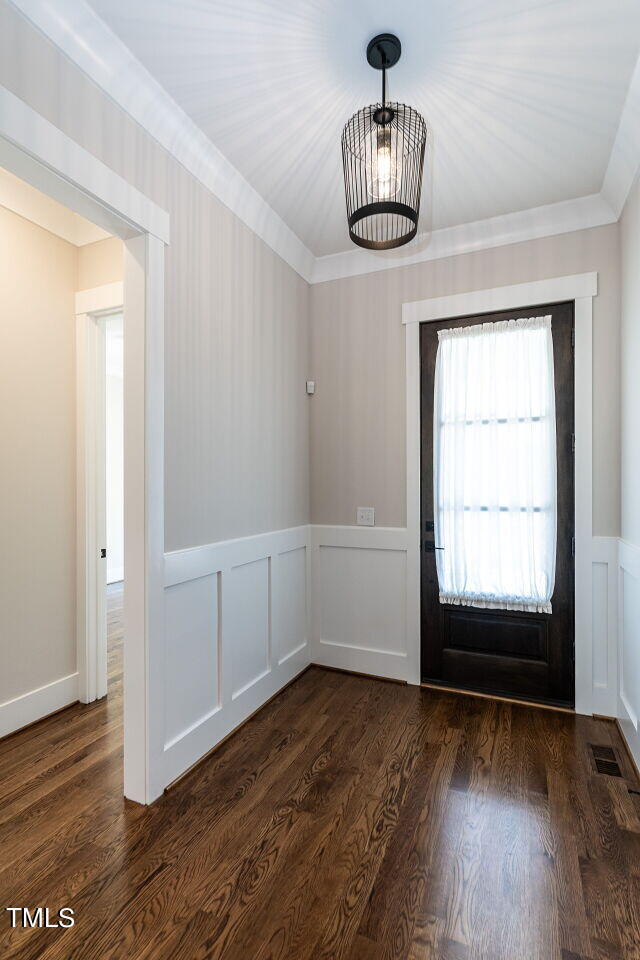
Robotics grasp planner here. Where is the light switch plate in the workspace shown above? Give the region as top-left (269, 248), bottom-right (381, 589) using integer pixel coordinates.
top-left (356, 506), bottom-right (375, 527)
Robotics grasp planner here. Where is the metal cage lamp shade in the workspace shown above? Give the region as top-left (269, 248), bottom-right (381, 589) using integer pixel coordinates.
top-left (342, 34), bottom-right (427, 250)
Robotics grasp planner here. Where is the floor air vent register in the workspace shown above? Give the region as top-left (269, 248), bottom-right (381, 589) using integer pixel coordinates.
top-left (589, 743), bottom-right (623, 778)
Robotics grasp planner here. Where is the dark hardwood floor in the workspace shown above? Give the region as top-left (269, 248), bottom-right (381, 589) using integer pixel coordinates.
top-left (1, 582), bottom-right (640, 959)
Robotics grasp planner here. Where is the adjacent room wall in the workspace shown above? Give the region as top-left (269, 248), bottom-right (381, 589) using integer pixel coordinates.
top-left (77, 236), bottom-right (123, 291)
top-left (78, 238), bottom-right (126, 585)
top-left (0, 204), bottom-right (77, 722)
top-left (106, 314), bottom-right (124, 583)
top-left (618, 174), bottom-right (640, 766)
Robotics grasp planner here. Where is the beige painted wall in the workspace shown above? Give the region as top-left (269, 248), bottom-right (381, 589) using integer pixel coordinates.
top-left (620, 176), bottom-right (640, 547)
top-left (77, 236), bottom-right (123, 291)
top-left (0, 1), bottom-right (310, 552)
top-left (310, 224), bottom-right (621, 536)
top-left (0, 205), bottom-right (77, 703)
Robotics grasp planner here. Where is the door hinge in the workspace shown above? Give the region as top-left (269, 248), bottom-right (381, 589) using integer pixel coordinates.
top-left (571, 433), bottom-right (575, 454)
top-left (571, 327), bottom-right (575, 350)
top-left (101, 548), bottom-right (107, 558)
top-left (571, 537), bottom-right (575, 558)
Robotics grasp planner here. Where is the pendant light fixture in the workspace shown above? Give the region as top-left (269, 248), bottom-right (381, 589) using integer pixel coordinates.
top-left (342, 34), bottom-right (427, 250)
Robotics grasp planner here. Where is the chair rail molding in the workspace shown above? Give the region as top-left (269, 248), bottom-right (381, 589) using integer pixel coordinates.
top-left (403, 273), bottom-right (597, 714)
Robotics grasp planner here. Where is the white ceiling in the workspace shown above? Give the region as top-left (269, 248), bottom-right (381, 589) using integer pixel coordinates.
top-left (85, 0), bottom-right (640, 258)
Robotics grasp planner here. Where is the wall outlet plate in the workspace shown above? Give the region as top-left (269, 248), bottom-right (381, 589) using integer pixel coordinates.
top-left (357, 507), bottom-right (375, 527)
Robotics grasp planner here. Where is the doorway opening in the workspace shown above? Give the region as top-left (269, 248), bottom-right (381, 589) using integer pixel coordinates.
top-left (0, 86), bottom-right (169, 802)
top-left (76, 287), bottom-right (124, 707)
top-left (105, 313), bottom-right (124, 721)
top-left (0, 164), bottom-right (128, 765)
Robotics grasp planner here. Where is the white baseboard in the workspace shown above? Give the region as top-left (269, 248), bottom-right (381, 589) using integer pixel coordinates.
top-left (0, 672), bottom-right (79, 739)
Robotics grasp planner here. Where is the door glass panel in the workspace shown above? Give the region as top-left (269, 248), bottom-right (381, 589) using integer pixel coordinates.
top-left (433, 316), bottom-right (557, 612)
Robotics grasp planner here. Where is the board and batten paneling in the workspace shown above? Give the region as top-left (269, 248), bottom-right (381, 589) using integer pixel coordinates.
top-left (618, 538), bottom-right (640, 768)
top-left (162, 526), bottom-right (310, 785)
top-left (310, 526), bottom-right (409, 682)
top-left (309, 527), bottom-right (622, 709)
top-left (591, 536), bottom-right (619, 717)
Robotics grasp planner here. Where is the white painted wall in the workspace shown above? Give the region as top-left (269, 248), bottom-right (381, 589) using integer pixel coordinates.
top-left (106, 314), bottom-right (124, 583)
top-left (0, 203), bottom-right (78, 735)
top-left (77, 237), bottom-right (123, 292)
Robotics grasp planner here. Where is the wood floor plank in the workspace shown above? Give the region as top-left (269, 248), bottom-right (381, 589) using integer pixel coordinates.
top-left (1, 583), bottom-right (640, 959)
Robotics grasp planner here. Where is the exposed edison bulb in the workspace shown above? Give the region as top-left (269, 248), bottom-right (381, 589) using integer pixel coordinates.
top-left (368, 127), bottom-right (400, 200)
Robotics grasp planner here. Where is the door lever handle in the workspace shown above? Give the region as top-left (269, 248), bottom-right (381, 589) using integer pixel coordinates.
top-left (424, 543), bottom-right (444, 553)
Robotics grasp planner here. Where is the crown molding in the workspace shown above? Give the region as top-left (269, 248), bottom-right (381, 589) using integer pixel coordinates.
top-left (311, 193), bottom-right (617, 284)
top-left (9, 0), bottom-right (316, 282)
top-left (601, 51), bottom-right (640, 219)
top-left (8, 1), bottom-right (638, 286)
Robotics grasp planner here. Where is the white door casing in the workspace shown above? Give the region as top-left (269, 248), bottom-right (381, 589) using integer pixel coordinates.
top-left (76, 284), bottom-right (124, 705)
top-left (403, 273), bottom-right (596, 714)
top-left (0, 85), bottom-right (169, 803)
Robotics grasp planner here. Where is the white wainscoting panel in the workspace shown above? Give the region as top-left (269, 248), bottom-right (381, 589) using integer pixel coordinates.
top-left (160, 523), bottom-right (636, 787)
top-left (618, 538), bottom-right (640, 769)
top-left (591, 537), bottom-right (619, 717)
top-left (162, 526), bottom-right (310, 786)
top-left (228, 558), bottom-right (270, 700)
top-left (275, 547), bottom-right (308, 666)
top-left (0, 672), bottom-right (79, 738)
top-left (164, 573), bottom-right (219, 749)
top-left (310, 526), bottom-right (409, 682)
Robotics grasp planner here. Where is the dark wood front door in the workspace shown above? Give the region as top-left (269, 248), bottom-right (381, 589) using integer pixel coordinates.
top-left (420, 301), bottom-right (575, 706)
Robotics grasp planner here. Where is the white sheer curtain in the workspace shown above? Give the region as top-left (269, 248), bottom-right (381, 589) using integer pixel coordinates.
top-left (433, 316), bottom-right (557, 613)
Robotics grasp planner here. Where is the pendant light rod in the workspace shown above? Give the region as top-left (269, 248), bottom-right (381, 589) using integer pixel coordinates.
top-left (342, 33), bottom-right (426, 250)
top-left (367, 34), bottom-right (400, 123)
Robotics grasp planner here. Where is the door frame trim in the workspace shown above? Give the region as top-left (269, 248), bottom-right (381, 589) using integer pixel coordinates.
top-left (0, 84), bottom-right (168, 802)
top-left (403, 272), bottom-right (597, 714)
top-left (76, 283), bottom-right (124, 706)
